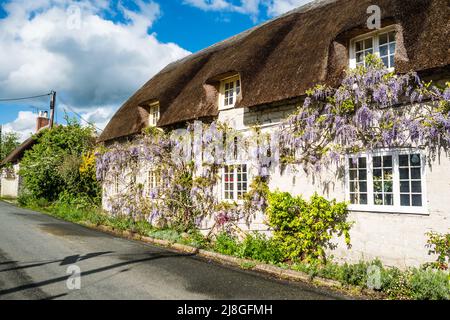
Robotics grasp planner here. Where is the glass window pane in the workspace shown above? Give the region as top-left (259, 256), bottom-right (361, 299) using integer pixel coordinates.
top-left (388, 31), bottom-right (396, 42)
top-left (374, 180), bottom-right (383, 192)
top-left (359, 169), bottom-right (367, 180)
top-left (384, 181), bottom-right (393, 193)
top-left (374, 194), bottom-right (383, 205)
top-left (380, 44), bottom-right (388, 57)
top-left (400, 168), bottom-right (409, 179)
top-left (411, 168), bottom-right (421, 179)
top-left (389, 55), bottom-right (395, 68)
top-left (355, 40), bottom-right (363, 52)
top-left (358, 157), bottom-right (367, 168)
top-left (382, 57), bottom-right (389, 67)
top-left (365, 38), bottom-right (373, 49)
top-left (412, 195), bottom-right (422, 207)
top-left (410, 154), bottom-right (421, 166)
top-left (384, 169), bottom-right (393, 180)
top-left (360, 194), bottom-right (368, 205)
top-left (411, 181), bottom-right (422, 193)
top-left (389, 43), bottom-right (396, 54)
top-left (383, 156), bottom-right (393, 168)
top-left (401, 194), bottom-right (411, 206)
top-left (356, 52), bottom-right (364, 63)
top-left (399, 155), bottom-right (409, 167)
top-left (400, 181), bottom-right (410, 193)
top-left (373, 156), bottom-right (381, 168)
top-left (385, 194), bottom-right (393, 206)
top-left (373, 169), bottom-right (382, 179)
top-left (350, 194), bottom-right (356, 204)
top-left (379, 33), bottom-right (388, 45)
top-left (350, 182), bottom-right (355, 192)
top-left (349, 169), bottom-right (357, 180)
top-left (359, 182), bottom-right (367, 193)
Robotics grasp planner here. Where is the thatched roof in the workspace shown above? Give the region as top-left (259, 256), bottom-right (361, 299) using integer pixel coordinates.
top-left (99, 0), bottom-right (450, 143)
top-left (0, 136), bottom-right (37, 166)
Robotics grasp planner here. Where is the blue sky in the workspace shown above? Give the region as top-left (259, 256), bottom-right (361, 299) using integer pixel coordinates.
top-left (0, 0), bottom-right (312, 141)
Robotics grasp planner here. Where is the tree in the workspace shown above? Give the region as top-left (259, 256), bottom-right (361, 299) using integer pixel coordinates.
top-left (19, 117), bottom-right (100, 203)
top-left (0, 131), bottom-right (20, 160)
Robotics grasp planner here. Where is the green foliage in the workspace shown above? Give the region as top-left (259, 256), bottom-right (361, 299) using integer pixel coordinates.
top-left (19, 118), bottom-right (100, 203)
top-left (426, 231), bottom-right (450, 270)
top-left (409, 268), bottom-right (449, 300)
top-left (214, 232), bottom-right (241, 256)
top-left (266, 191), bottom-right (352, 263)
top-left (0, 131), bottom-right (20, 160)
top-left (213, 232), bottom-right (284, 264)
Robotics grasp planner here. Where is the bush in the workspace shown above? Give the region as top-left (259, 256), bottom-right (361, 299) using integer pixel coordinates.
top-left (214, 232), bottom-right (241, 256)
top-left (266, 191), bottom-right (352, 263)
top-left (19, 118), bottom-right (99, 203)
top-left (426, 231), bottom-right (450, 270)
top-left (409, 268), bottom-right (449, 300)
top-left (238, 233), bottom-right (284, 264)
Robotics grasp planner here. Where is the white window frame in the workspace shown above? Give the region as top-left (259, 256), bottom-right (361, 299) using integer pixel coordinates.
top-left (349, 26), bottom-right (397, 71)
top-left (147, 169), bottom-right (160, 195)
top-left (219, 75), bottom-right (241, 111)
top-left (221, 163), bottom-right (249, 203)
top-left (345, 149), bottom-right (428, 215)
top-left (149, 102), bottom-right (160, 127)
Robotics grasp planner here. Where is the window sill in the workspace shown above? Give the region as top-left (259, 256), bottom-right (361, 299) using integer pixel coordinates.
top-left (218, 105), bottom-right (236, 111)
top-left (348, 205), bottom-right (429, 216)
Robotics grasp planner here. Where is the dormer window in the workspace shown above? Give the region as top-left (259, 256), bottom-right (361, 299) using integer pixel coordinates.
top-left (149, 102), bottom-right (160, 127)
top-left (219, 75), bottom-right (241, 110)
top-left (350, 27), bottom-right (397, 70)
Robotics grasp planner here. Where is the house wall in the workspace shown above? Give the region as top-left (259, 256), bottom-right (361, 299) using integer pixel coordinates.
top-left (102, 102), bottom-right (450, 269)
top-left (1, 163), bottom-right (21, 199)
top-left (218, 104), bottom-right (450, 269)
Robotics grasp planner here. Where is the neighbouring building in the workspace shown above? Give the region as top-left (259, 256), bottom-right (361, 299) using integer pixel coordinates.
top-left (98, 0), bottom-right (450, 268)
top-left (0, 111), bottom-right (49, 198)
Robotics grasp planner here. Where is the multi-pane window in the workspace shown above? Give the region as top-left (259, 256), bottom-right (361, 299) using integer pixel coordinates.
top-left (352, 28), bottom-right (397, 69)
top-left (373, 155), bottom-right (394, 206)
top-left (149, 103), bottom-right (160, 127)
top-left (399, 154), bottom-right (423, 207)
top-left (223, 164), bottom-right (248, 201)
top-left (148, 170), bottom-right (160, 194)
top-left (355, 38), bottom-right (374, 67)
top-left (378, 31), bottom-right (396, 69)
top-left (347, 152), bottom-right (426, 213)
top-left (114, 174), bottom-right (119, 194)
top-left (220, 76), bottom-right (241, 109)
top-left (349, 158), bottom-right (368, 205)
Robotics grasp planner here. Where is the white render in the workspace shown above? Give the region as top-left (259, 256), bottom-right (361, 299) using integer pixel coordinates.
top-left (102, 103), bottom-right (450, 269)
top-left (1, 163), bottom-right (21, 199)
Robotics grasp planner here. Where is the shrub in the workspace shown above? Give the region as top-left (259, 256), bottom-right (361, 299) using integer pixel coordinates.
top-left (19, 117), bottom-right (99, 203)
top-left (266, 191), bottom-right (352, 263)
top-left (213, 232), bottom-right (240, 256)
top-left (409, 268), bottom-right (449, 300)
top-left (238, 233), bottom-right (284, 264)
top-left (426, 231), bottom-right (450, 270)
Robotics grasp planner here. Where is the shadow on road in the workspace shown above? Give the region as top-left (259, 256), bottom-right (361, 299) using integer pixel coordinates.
top-left (0, 251), bottom-right (194, 297)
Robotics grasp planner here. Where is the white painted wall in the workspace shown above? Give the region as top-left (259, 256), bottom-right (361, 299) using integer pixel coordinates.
top-left (1, 163), bottom-right (21, 199)
top-left (102, 103), bottom-right (450, 268)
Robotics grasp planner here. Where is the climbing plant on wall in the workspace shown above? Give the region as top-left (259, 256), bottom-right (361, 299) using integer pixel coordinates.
top-left (279, 55), bottom-right (450, 172)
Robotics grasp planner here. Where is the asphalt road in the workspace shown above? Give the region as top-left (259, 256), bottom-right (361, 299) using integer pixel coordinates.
top-left (0, 201), bottom-right (347, 300)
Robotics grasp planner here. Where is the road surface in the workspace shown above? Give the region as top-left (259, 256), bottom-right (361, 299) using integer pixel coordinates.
top-left (0, 201), bottom-right (347, 300)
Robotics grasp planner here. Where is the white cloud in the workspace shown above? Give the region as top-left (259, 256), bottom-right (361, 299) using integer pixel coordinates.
top-left (266, 0), bottom-right (314, 16)
top-left (2, 111), bottom-right (37, 141)
top-left (183, 0), bottom-right (315, 18)
top-left (0, 0), bottom-right (190, 139)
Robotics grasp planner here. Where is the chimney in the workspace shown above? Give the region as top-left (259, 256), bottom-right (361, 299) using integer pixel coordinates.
top-left (36, 111), bottom-right (50, 132)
